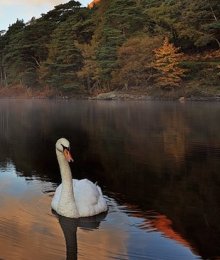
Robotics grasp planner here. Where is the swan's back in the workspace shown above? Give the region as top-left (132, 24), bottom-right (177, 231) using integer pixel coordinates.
top-left (74, 179), bottom-right (107, 217)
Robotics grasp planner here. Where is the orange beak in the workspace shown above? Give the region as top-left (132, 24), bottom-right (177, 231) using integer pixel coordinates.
top-left (64, 149), bottom-right (74, 162)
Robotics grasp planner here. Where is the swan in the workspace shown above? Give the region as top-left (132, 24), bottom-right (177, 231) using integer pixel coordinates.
top-left (51, 138), bottom-right (108, 218)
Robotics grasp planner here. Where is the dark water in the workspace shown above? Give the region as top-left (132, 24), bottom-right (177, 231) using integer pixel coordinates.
top-left (0, 99), bottom-right (220, 260)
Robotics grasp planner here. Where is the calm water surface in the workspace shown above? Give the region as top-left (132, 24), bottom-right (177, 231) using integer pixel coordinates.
top-left (0, 99), bottom-right (220, 260)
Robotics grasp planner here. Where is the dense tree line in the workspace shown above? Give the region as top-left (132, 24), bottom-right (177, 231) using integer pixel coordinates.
top-left (0, 0), bottom-right (219, 96)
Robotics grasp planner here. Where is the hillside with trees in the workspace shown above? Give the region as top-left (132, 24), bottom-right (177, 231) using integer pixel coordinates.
top-left (0, 0), bottom-right (220, 98)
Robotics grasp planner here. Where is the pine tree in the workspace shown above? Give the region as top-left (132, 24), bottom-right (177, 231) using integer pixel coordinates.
top-left (2, 20), bottom-right (25, 86)
top-left (39, 5), bottom-right (93, 91)
top-left (76, 39), bottom-right (101, 91)
top-left (39, 19), bottom-right (82, 91)
top-left (180, 0), bottom-right (220, 48)
top-left (153, 37), bottom-right (186, 88)
top-left (96, 0), bottom-right (147, 82)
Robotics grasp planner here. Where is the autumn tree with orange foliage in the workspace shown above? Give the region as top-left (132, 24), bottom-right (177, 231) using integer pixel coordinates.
top-left (153, 37), bottom-right (187, 89)
top-left (112, 35), bottom-right (161, 88)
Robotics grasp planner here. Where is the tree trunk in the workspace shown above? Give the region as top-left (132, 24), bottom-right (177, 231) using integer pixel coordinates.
top-left (0, 66), bottom-right (3, 86)
top-left (215, 38), bottom-right (220, 49)
top-left (4, 70), bottom-right (8, 87)
top-left (209, 3), bottom-right (218, 21)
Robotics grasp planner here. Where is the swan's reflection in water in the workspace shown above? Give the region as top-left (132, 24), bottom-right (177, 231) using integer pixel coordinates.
top-left (53, 211), bottom-right (107, 260)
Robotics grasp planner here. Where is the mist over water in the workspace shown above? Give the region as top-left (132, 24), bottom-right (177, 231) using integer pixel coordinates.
top-left (0, 99), bottom-right (220, 259)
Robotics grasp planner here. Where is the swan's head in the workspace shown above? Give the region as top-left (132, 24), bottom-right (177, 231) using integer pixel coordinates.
top-left (56, 138), bottom-right (74, 162)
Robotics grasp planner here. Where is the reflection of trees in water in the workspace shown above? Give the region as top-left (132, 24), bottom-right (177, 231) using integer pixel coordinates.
top-left (0, 100), bottom-right (90, 181)
top-left (81, 102), bottom-right (220, 259)
top-left (162, 110), bottom-right (190, 164)
top-left (0, 100), bottom-right (220, 259)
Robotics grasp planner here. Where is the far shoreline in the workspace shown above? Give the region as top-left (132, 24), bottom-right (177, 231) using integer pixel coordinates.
top-left (1, 93), bottom-right (220, 102)
top-left (0, 85), bottom-right (220, 102)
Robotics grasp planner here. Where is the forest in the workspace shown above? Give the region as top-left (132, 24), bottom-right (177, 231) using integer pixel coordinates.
top-left (0, 0), bottom-right (220, 98)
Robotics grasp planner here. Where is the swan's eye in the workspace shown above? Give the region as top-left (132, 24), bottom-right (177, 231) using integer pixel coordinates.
top-left (61, 144), bottom-right (70, 151)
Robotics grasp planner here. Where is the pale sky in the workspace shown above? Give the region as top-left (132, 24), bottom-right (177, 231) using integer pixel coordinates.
top-left (0, 0), bottom-right (91, 31)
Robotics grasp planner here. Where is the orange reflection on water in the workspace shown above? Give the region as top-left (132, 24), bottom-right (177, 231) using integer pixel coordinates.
top-left (0, 193), bottom-right (65, 260)
top-left (150, 215), bottom-right (192, 249)
top-left (0, 168), bottom-right (129, 260)
top-left (123, 203), bottom-right (198, 257)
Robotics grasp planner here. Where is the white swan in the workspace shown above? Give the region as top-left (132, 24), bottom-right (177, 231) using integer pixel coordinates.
top-left (51, 138), bottom-right (108, 218)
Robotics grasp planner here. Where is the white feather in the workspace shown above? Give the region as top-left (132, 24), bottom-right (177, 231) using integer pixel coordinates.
top-left (52, 179), bottom-right (107, 217)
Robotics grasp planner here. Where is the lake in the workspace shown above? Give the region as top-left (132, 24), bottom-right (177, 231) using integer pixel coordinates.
top-left (0, 99), bottom-right (220, 260)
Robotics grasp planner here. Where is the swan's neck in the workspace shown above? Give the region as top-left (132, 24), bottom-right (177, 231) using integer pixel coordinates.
top-left (57, 151), bottom-right (73, 193)
top-left (56, 150), bottom-right (79, 218)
